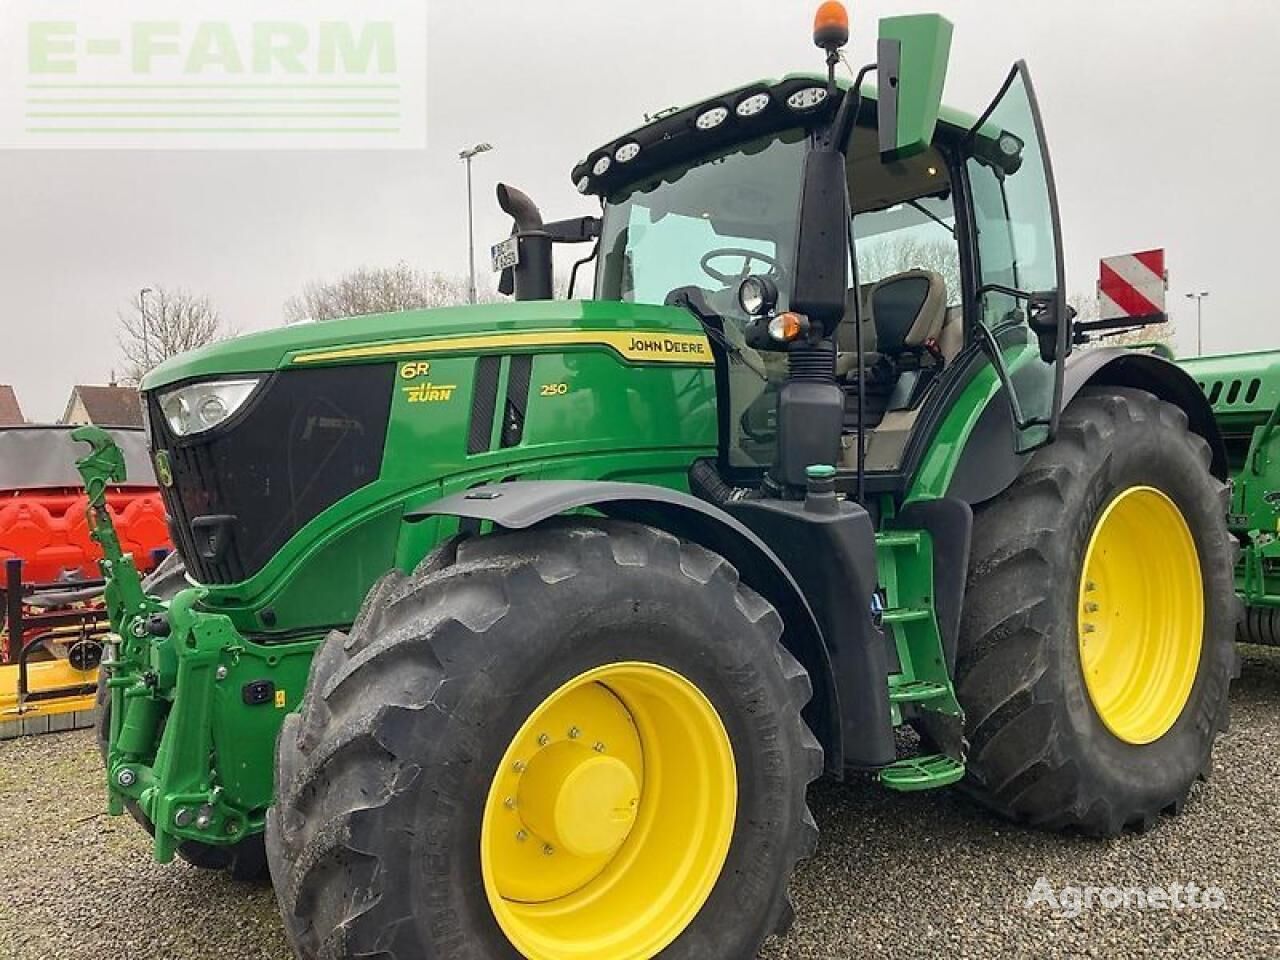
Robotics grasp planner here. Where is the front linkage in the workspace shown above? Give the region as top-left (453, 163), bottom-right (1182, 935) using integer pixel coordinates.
top-left (75, 426), bottom-right (261, 862)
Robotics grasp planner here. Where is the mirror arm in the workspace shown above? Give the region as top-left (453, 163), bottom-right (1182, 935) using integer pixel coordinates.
top-left (974, 284), bottom-right (1067, 364)
top-left (543, 216), bottom-right (602, 245)
top-left (833, 62), bottom-right (876, 151)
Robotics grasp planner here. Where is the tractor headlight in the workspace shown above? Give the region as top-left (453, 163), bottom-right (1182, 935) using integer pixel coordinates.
top-left (738, 275), bottom-right (779, 317)
top-left (158, 378), bottom-right (261, 437)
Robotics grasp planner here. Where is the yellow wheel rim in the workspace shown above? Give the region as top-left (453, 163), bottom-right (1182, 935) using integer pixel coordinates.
top-left (481, 662), bottom-right (737, 960)
top-left (1078, 486), bottom-right (1204, 745)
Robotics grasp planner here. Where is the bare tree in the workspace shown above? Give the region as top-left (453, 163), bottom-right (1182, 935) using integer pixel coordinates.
top-left (283, 262), bottom-right (503, 324)
top-left (857, 236), bottom-right (962, 303)
top-left (119, 287), bottom-right (227, 383)
top-left (282, 261), bottom-right (581, 324)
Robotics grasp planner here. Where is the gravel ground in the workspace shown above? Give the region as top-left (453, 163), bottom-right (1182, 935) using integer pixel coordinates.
top-left (3, 647), bottom-right (1279, 960)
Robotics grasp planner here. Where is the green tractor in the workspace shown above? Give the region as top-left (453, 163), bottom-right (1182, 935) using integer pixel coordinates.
top-left (80, 6), bottom-right (1240, 958)
top-left (1179, 350), bottom-right (1280, 642)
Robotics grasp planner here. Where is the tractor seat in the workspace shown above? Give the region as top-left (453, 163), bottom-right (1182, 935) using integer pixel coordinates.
top-left (868, 269), bottom-right (947, 412)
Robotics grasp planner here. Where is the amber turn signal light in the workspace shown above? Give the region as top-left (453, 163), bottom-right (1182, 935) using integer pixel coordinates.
top-left (768, 312), bottom-right (810, 343)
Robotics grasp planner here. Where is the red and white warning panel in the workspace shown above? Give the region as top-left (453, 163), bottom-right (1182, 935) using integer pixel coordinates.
top-left (1098, 249), bottom-right (1167, 321)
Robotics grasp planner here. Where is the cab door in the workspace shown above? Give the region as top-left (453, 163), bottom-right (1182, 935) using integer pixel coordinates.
top-left (963, 62), bottom-right (1068, 453)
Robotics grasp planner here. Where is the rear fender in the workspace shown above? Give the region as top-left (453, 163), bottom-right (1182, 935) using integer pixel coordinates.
top-left (947, 348), bottom-right (1227, 504)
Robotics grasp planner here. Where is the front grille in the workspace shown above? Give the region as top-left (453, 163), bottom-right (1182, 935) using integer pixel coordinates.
top-left (146, 364), bottom-right (395, 584)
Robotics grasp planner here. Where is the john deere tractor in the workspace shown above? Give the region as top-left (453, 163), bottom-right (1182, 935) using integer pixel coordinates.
top-left (80, 6), bottom-right (1240, 958)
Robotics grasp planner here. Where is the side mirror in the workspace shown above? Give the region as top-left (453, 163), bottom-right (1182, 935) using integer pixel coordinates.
top-left (877, 14), bottom-right (953, 161)
top-left (1028, 291), bottom-right (1073, 363)
top-left (788, 149), bottom-right (849, 337)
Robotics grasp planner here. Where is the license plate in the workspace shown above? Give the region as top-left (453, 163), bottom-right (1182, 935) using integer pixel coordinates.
top-left (491, 237), bottom-right (520, 272)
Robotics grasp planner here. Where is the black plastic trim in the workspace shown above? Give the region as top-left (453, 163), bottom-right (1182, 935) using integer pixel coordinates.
top-left (468, 356), bottom-right (501, 455)
top-left (501, 355), bottom-right (533, 448)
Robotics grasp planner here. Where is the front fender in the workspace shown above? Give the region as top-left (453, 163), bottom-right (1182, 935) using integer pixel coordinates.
top-left (408, 481), bottom-right (847, 774)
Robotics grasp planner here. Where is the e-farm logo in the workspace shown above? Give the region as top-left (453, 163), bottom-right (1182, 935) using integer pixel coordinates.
top-left (1, 1), bottom-right (426, 149)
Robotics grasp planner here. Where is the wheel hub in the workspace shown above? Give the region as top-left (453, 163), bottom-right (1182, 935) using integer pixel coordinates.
top-left (518, 742), bottom-right (640, 858)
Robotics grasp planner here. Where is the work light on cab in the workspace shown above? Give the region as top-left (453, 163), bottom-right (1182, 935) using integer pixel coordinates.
top-left (158, 378), bottom-right (261, 436)
top-left (787, 86), bottom-right (829, 112)
top-left (696, 106), bottom-right (729, 130)
top-left (735, 93), bottom-right (770, 118)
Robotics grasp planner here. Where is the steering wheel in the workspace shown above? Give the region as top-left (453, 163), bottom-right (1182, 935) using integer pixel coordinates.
top-left (700, 248), bottom-right (781, 286)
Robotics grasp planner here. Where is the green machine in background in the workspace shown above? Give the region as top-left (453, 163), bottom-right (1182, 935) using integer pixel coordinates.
top-left (79, 6), bottom-right (1242, 959)
top-left (1180, 350), bottom-right (1280, 642)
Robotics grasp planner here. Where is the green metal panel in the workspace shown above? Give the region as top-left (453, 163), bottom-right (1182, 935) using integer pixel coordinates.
top-left (1180, 350), bottom-right (1280, 611)
top-left (905, 362), bottom-right (1005, 503)
top-left (878, 14), bottom-right (954, 161)
top-left (184, 312), bottom-right (718, 636)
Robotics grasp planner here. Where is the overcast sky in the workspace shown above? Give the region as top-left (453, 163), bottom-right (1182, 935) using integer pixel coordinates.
top-left (2, 0), bottom-right (1277, 422)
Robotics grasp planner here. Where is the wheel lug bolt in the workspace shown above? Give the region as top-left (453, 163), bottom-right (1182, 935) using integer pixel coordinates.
top-left (1083, 623), bottom-right (1096, 634)
top-left (542, 844), bottom-right (555, 856)
top-left (1084, 602), bottom-right (1099, 614)
top-left (568, 726), bottom-right (581, 739)
top-left (593, 742), bottom-right (606, 753)
top-left (516, 830), bottom-right (528, 842)
top-left (1085, 581), bottom-right (1097, 593)
top-left (513, 760), bottom-right (526, 773)
top-left (537, 733), bottom-right (550, 747)
top-left (504, 797), bottom-right (516, 810)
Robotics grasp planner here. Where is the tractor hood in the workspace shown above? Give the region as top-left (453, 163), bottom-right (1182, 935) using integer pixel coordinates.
top-left (140, 299), bottom-right (703, 391)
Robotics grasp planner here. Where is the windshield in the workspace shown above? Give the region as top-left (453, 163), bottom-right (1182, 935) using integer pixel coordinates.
top-left (597, 131), bottom-right (808, 470)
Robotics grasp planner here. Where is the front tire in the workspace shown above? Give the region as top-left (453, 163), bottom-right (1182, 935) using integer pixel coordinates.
top-left (955, 387), bottom-right (1240, 834)
top-left (267, 519), bottom-right (821, 960)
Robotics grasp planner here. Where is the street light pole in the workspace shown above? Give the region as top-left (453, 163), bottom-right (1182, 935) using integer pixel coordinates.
top-left (139, 287), bottom-right (154, 369)
top-left (459, 143), bottom-right (494, 304)
top-left (1184, 290), bottom-right (1209, 356)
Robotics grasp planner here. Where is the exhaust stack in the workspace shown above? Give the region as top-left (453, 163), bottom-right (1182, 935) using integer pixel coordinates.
top-left (496, 183), bottom-right (554, 301)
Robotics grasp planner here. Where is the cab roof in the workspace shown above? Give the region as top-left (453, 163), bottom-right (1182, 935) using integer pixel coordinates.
top-left (570, 72), bottom-right (980, 198)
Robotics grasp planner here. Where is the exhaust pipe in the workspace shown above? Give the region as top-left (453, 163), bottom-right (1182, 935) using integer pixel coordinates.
top-left (496, 183), bottom-right (553, 301)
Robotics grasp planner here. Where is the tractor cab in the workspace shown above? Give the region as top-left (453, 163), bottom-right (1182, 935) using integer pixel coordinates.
top-left (567, 19), bottom-right (1070, 501)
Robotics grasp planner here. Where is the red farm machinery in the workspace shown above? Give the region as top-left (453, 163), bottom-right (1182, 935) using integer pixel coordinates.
top-left (0, 425), bottom-right (171, 738)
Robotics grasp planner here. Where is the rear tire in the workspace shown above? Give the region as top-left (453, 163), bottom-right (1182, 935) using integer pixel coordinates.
top-left (955, 387), bottom-right (1240, 835)
top-left (267, 518), bottom-right (821, 959)
top-left (95, 553), bottom-right (269, 883)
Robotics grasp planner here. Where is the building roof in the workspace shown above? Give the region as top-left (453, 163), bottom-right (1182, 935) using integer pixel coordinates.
top-left (62, 384), bottom-right (144, 428)
top-left (0, 386), bottom-right (24, 425)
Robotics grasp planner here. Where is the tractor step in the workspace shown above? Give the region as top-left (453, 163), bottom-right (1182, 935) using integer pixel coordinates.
top-left (878, 754), bottom-right (965, 792)
top-left (887, 679), bottom-right (951, 703)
